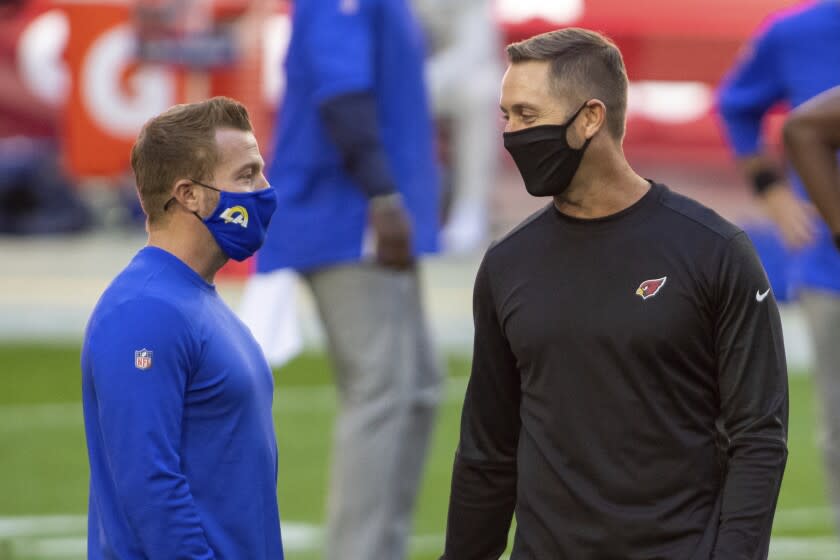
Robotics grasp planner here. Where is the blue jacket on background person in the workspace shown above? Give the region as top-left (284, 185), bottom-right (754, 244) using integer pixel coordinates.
top-left (718, 0), bottom-right (840, 295)
top-left (258, 0), bottom-right (439, 272)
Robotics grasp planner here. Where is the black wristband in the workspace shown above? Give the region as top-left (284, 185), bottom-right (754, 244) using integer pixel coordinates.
top-left (752, 168), bottom-right (782, 195)
top-left (834, 234), bottom-right (840, 252)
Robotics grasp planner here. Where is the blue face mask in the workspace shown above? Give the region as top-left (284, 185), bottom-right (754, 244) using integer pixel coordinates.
top-left (164, 180), bottom-right (279, 261)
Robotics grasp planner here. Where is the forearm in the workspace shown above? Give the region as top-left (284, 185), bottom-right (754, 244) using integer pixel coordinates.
top-left (713, 232), bottom-right (789, 556)
top-left (444, 254), bottom-right (522, 559)
top-left (784, 116), bottom-right (840, 234)
top-left (713, 436), bottom-right (788, 558)
top-left (319, 91), bottom-right (397, 199)
top-left (442, 453), bottom-right (517, 560)
top-left (103, 411), bottom-right (215, 556)
top-left (117, 476), bottom-right (215, 558)
top-left (737, 154), bottom-right (786, 197)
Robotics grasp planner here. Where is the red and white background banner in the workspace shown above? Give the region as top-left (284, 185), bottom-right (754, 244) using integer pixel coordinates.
top-left (3, 0), bottom-right (798, 180)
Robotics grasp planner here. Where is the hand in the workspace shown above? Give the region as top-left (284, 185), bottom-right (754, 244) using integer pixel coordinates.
top-left (369, 194), bottom-right (414, 269)
top-left (759, 184), bottom-right (818, 250)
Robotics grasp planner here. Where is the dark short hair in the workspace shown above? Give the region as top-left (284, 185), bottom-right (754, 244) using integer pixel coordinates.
top-left (506, 28), bottom-right (628, 140)
top-left (130, 96), bottom-right (253, 223)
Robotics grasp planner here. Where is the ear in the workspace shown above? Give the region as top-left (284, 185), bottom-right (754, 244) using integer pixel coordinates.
top-left (170, 179), bottom-right (201, 213)
top-left (580, 99), bottom-right (608, 140)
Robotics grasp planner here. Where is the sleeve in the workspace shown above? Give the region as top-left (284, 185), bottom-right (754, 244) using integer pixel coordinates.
top-left (304, 0), bottom-right (375, 103)
top-left (712, 233), bottom-right (789, 559)
top-left (88, 298), bottom-right (215, 558)
top-left (305, 1), bottom-right (399, 198)
top-left (319, 92), bottom-right (398, 198)
top-left (442, 254), bottom-right (520, 560)
top-left (717, 23), bottom-right (786, 157)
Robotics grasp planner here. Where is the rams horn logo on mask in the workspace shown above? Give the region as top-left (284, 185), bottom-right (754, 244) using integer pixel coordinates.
top-left (219, 206), bottom-right (249, 228)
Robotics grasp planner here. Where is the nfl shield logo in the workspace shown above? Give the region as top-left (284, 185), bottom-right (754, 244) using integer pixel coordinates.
top-left (134, 349), bottom-right (153, 370)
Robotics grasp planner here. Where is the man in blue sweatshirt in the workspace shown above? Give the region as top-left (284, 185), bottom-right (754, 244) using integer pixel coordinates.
top-left (81, 97), bottom-right (284, 559)
top-left (718, 0), bottom-right (840, 534)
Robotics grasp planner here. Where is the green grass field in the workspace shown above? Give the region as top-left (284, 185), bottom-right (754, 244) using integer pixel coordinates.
top-left (0, 344), bottom-right (836, 559)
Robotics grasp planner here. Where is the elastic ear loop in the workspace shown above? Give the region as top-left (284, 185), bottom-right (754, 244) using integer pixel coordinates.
top-left (564, 101), bottom-right (590, 126)
top-left (163, 180), bottom-right (221, 219)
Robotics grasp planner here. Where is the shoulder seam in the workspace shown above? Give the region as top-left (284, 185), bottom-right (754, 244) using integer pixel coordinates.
top-left (655, 196), bottom-right (742, 241)
top-left (86, 293), bottom-right (196, 372)
top-left (712, 231), bottom-right (750, 308)
top-left (486, 204), bottom-right (553, 256)
top-left (93, 293), bottom-right (193, 332)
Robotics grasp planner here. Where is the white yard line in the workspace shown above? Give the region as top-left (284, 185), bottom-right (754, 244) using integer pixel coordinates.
top-left (0, 511), bottom-right (837, 557)
top-left (0, 517), bottom-right (321, 553)
top-left (770, 536), bottom-right (840, 559)
top-left (0, 516), bottom-right (85, 538)
top-left (12, 537), bottom-right (86, 558)
top-left (5, 535), bottom-right (840, 560)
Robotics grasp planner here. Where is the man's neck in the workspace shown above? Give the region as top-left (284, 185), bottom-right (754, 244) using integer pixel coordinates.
top-left (147, 223), bottom-right (227, 284)
top-left (553, 152), bottom-right (650, 219)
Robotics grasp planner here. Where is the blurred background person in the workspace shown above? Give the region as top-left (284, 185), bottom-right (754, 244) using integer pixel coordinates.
top-left (412, 0), bottom-right (502, 254)
top-left (256, 1), bottom-right (442, 559)
top-left (717, 0), bottom-right (840, 534)
top-left (784, 85), bottom-right (840, 252)
top-left (0, 0), bottom-right (90, 235)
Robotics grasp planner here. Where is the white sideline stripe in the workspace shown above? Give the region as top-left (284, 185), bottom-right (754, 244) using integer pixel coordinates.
top-left (0, 516), bottom-right (85, 538)
top-left (2, 519), bottom-right (321, 553)
top-left (12, 537), bottom-right (85, 557)
top-left (0, 378), bottom-right (470, 429)
top-left (770, 536), bottom-right (840, 558)
top-left (0, 513), bottom-right (837, 550)
top-left (6, 536), bottom-right (840, 560)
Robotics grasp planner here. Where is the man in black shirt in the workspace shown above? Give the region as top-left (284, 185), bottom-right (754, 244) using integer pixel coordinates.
top-left (442, 28), bottom-right (788, 560)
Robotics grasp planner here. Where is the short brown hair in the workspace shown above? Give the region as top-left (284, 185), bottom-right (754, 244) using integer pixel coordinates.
top-left (507, 28), bottom-right (628, 139)
top-left (130, 96), bottom-right (253, 223)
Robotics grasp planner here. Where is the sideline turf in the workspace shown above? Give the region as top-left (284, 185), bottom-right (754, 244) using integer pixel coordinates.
top-left (0, 344), bottom-right (830, 559)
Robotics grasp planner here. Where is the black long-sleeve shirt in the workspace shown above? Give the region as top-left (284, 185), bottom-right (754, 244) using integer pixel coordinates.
top-left (443, 182), bottom-right (789, 560)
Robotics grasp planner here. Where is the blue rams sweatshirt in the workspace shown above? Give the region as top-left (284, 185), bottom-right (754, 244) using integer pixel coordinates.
top-left (81, 246), bottom-right (284, 559)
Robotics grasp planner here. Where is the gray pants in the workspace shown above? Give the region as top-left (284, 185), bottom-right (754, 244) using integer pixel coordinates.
top-left (304, 263), bottom-right (442, 560)
top-left (801, 289), bottom-right (840, 532)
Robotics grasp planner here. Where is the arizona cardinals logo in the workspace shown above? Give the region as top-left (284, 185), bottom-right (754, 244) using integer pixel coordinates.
top-left (636, 277), bottom-right (667, 300)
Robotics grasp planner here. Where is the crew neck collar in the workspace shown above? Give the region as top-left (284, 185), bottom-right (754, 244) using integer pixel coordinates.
top-left (139, 246), bottom-right (217, 292)
top-left (551, 181), bottom-right (661, 229)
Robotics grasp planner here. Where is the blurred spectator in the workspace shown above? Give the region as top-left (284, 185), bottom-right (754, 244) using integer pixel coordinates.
top-left (413, 0), bottom-right (502, 254)
top-left (0, 139), bottom-right (90, 234)
top-left (0, 2), bottom-right (90, 234)
top-left (0, 0), bottom-right (24, 18)
top-left (132, 0), bottom-right (237, 70)
top-left (718, 0), bottom-right (840, 534)
top-left (257, 1), bottom-right (441, 559)
top-left (784, 85), bottom-right (840, 252)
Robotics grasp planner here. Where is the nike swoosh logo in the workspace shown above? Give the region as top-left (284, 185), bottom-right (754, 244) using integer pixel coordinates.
top-left (756, 288), bottom-right (771, 302)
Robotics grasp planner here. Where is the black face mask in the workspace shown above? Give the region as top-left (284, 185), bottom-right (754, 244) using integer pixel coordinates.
top-left (503, 102), bottom-right (592, 197)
